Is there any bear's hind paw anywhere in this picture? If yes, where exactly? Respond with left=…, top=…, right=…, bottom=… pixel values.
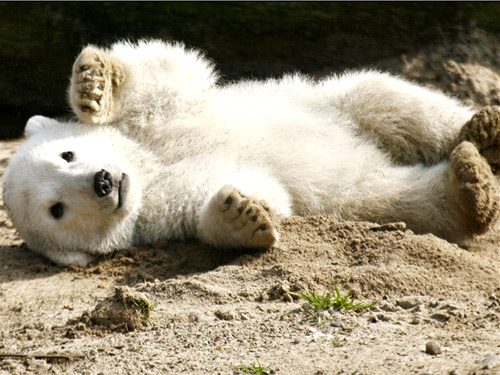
left=459, top=106, right=500, bottom=175
left=450, top=141, right=500, bottom=235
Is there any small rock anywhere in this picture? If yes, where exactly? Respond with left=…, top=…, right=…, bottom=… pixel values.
left=449, top=369, right=460, bottom=375
left=370, top=222, right=406, bottom=231
left=26, top=358, right=51, bottom=372
left=376, top=313, right=392, bottom=322
left=214, top=309, right=237, bottom=321
left=410, top=315, right=421, bottom=325
left=438, top=303, right=458, bottom=311
left=430, top=313, right=450, bottom=322
left=187, top=312, right=200, bottom=323
left=396, top=297, right=421, bottom=310
left=482, top=355, right=500, bottom=369
left=378, top=301, right=397, bottom=312
left=368, top=314, right=378, bottom=323
left=330, top=320, right=343, bottom=328
left=425, top=341, right=442, bottom=355
left=240, top=313, right=250, bottom=321
left=322, top=310, right=332, bottom=320
left=428, top=301, right=439, bottom=308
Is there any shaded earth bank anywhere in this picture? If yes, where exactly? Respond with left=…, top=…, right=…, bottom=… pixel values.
left=1, top=10, right=500, bottom=375
left=3, top=2, right=500, bottom=138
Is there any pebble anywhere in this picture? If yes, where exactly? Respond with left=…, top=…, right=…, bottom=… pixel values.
left=187, top=312, right=200, bottom=323
left=240, top=313, right=250, bottom=321
left=378, top=301, right=397, bottom=312
left=410, top=316, right=421, bottom=325
left=482, top=355, right=500, bottom=369
left=330, top=320, right=343, bottom=328
left=214, top=309, right=237, bottom=321
left=376, top=313, right=392, bottom=322
left=430, top=313, right=450, bottom=322
left=396, top=297, right=421, bottom=310
left=425, top=341, right=442, bottom=355
left=368, top=314, right=378, bottom=323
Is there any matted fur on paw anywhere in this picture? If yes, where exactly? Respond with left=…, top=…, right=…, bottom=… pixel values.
left=459, top=106, right=500, bottom=174
left=69, top=47, right=124, bottom=125
left=450, top=141, right=500, bottom=235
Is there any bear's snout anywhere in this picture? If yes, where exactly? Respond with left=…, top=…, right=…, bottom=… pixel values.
left=94, top=169, right=113, bottom=197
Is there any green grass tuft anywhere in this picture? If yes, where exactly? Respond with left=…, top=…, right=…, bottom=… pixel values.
left=132, top=298, right=155, bottom=321
left=287, top=283, right=376, bottom=323
left=236, top=358, right=276, bottom=375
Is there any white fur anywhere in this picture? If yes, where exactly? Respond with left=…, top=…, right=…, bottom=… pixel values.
left=3, top=40, right=495, bottom=266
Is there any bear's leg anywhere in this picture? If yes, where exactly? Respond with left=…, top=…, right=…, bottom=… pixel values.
left=197, top=185, right=281, bottom=249
left=331, top=72, right=474, bottom=165
left=458, top=106, right=500, bottom=175
left=367, top=141, right=499, bottom=243
left=448, top=141, right=500, bottom=237
left=69, top=47, right=124, bottom=125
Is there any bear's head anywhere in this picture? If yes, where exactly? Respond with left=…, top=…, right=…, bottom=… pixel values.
left=3, top=116, right=142, bottom=266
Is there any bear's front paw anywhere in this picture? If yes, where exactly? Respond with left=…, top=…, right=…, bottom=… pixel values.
left=69, top=47, right=124, bottom=125
left=459, top=106, right=500, bottom=174
left=43, top=248, right=96, bottom=267
left=218, top=185, right=279, bottom=248
left=200, top=185, right=279, bottom=249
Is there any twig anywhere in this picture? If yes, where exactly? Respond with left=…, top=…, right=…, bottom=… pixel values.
left=0, top=352, right=84, bottom=361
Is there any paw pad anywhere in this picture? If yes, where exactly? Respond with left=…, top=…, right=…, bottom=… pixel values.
left=216, top=185, right=279, bottom=248
left=450, top=141, right=500, bottom=235
left=69, top=47, right=124, bottom=125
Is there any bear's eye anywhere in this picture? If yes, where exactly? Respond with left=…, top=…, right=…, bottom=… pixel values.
left=50, top=203, right=64, bottom=220
left=60, top=151, right=74, bottom=162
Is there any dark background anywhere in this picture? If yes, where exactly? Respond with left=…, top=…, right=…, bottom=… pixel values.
left=2, top=2, right=500, bottom=139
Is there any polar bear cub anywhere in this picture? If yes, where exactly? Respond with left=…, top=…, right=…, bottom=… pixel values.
left=3, top=40, right=500, bottom=266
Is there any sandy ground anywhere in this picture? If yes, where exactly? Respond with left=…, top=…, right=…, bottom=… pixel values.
left=1, top=27, right=499, bottom=375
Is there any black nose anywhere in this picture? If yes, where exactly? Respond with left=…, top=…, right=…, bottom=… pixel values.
left=94, top=169, right=113, bottom=197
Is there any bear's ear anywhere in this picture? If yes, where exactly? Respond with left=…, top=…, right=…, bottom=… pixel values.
left=24, top=116, right=61, bottom=138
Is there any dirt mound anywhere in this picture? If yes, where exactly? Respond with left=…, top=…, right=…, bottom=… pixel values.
left=71, top=286, right=154, bottom=333
left=76, top=217, right=498, bottom=304
left=384, top=26, right=500, bottom=109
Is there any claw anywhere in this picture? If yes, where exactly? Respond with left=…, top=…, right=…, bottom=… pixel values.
left=88, top=101, right=100, bottom=111
left=91, top=88, right=103, bottom=97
